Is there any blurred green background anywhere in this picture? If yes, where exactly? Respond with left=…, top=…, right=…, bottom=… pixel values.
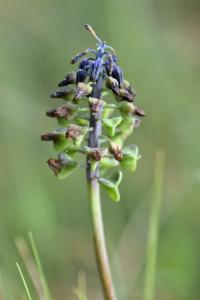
left=0, top=0, right=200, bottom=299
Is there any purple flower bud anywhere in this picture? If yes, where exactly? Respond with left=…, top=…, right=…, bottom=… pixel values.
left=90, top=58, right=103, bottom=81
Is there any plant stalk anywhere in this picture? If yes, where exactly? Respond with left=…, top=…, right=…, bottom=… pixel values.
left=87, top=76, right=117, bottom=300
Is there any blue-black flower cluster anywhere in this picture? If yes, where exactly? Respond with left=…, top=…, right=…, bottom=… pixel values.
left=56, top=34, right=136, bottom=103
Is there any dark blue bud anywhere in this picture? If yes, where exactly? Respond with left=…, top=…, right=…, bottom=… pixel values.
left=76, top=69, right=87, bottom=83
left=112, top=65, right=124, bottom=87
left=79, top=58, right=90, bottom=69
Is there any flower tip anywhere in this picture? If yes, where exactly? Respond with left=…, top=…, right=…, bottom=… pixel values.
left=50, top=91, right=58, bottom=98
left=84, top=24, right=102, bottom=44
left=135, top=107, right=146, bottom=117
left=50, top=90, right=66, bottom=99
left=41, top=133, right=52, bottom=141
left=84, top=24, right=90, bottom=30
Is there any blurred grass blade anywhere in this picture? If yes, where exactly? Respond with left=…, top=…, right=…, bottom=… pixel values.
left=144, top=150, right=165, bottom=300
left=73, top=271, right=88, bottom=300
left=15, top=237, right=46, bottom=300
left=28, top=232, right=52, bottom=300
left=16, top=262, right=33, bottom=300
left=0, top=272, right=12, bottom=300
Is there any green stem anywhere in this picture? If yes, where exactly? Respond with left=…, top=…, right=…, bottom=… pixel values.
left=87, top=76, right=117, bottom=300
left=88, top=179, right=117, bottom=300
left=144, top=150, right=165, bottom=300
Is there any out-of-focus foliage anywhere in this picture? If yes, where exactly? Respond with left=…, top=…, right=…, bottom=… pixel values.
left=0, top=0, right=200, bottom=299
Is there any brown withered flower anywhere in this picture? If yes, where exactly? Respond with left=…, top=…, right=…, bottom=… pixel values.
left=109, top=143, right=123, bottom=161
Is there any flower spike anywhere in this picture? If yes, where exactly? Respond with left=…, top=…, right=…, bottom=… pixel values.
left=41, top=25, right=145, bottom=300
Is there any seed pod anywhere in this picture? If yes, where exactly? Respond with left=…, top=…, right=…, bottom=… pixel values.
left=102, top=116, right=122, bottom=137
left=100, top=157, right=119, bottom=169
left=99, top=171, right=122, bottom=202
left=120, top=145, right=140, bottom=172
left=47, top=153, right=78, bottom=179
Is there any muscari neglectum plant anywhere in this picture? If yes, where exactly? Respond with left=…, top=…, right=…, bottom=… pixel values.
left=41, top=25, right=145, bottom=300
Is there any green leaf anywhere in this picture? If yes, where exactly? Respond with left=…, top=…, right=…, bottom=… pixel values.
left=99, top=171, right=122, bottom=202
left=102, top=116, right=122, bottom=137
